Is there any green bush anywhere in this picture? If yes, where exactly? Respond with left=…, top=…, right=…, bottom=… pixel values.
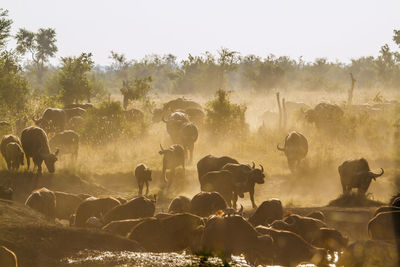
left=79, top=100, right=138, bottom=145
left=205, top=89, right=248, bottom=139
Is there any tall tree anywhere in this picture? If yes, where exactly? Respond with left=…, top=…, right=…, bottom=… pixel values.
left=58, top=53, right=94, bottom=105
left=15, top=28, right=57, bottom=82
left=0, top=51, right=29, bottom=117
left=0, top=9, right=12, bottom=49
left=120, top=76, right=152, bottom=109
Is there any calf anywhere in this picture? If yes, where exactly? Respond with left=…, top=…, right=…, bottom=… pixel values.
left=159, top=144, right=185, bottom=184
left=1, top=134, right=23, bottom=170
left=134, top=163, right=152, bottom=196
left=5, top=142, right=24, bottom=171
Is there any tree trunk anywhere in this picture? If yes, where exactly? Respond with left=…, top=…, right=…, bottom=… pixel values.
left=348, top=73, right=356, bottom=106
left=276, top=92, right=282, bottom=130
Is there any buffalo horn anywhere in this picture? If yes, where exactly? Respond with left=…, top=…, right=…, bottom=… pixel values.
left=277, top=144, right=285, bottom=151
left=369, top=168, right=384, bottom=180
left=252, top=162, right=255, bottom=169
left=259, top=164, right=264, bottom=172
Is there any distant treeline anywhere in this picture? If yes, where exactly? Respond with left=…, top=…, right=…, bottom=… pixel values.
left=0, top=7, right=400, bottom=119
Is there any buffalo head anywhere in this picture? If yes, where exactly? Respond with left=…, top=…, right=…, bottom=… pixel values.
left=41, top=148, right=59, bottom=173
left=248, top=162, right=265, bottom=184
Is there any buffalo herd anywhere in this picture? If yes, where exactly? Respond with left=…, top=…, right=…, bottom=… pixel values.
left=0, top=97, right=396, bottom=266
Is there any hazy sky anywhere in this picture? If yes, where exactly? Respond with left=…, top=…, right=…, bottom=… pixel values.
left=2, top=0, right=400, bottom=65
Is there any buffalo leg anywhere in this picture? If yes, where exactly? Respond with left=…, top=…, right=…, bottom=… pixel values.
left=160, top=166, right=167, bottom=183
left=249, top=187, right=257, bottom=208
left=26, top=155, right=30, bottom=170
left=232, top=192, right=238, bottom=209
left=189, top=143, right=194, bottom=164
left=6, top=160, right=11, bottom=171
left=145, top=180, right=149, bottom=196
left=138, top=182, right=143, bottom=196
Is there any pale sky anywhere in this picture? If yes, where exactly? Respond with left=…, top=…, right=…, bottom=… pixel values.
left=2, top=0, right=400, bottom=65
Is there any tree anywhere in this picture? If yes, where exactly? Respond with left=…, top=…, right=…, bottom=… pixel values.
left=120, top=76, right=152, bottom=109
left=0, top=51, right=29, bottom=117
left=58, top=53, right=94, bottom=105
left=15, top=28, right=57, bottom=81
left=241, top=55, right=284, bottom=92
left=205, top=89, right=248, bottom=139
left=0, top=9, right=12, bottom=49
left=109, top=51, right=131, bottom=80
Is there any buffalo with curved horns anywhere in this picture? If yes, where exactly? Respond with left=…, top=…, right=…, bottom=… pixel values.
left=338, top=158, right=384, bottom=195
left=32, top=108, right=67, bottom=133
left=277, top=131, right=308, bottom=172
left=21, top=126, right=59, bottom=174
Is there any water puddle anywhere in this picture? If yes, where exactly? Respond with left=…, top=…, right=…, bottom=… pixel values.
left=62, top=250, right=338, bottom=266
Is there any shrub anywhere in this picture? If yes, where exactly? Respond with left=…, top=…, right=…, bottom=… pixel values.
left=205, top=89, right=248, bottom=139
left=79, top=100, right=137, bottom=145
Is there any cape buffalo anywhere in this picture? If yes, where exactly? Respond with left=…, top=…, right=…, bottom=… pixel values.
left=190, top=191, right=227, bottom=217
left=305, top=102, right=344, bottom=131
left=306, top=210, right=326, bottom=222
left=222, top=163, right=265, bottom=208
left=159, top=144, right=185, bottom=184
left=135, top=163, right=152, bottom=196
left=0, top=186, right=13, bottom=200
left=272, top=214, right=326, bottom=243
left=163, top=97, right=202, bottom=112
left=64, top=103, right=94, bottom=109
left=163, top=112, right=198, bottom=163
left=311, top=227, right=348, bottom=252
left=197, top=154, right=239, bottom=180
left=338, top=158, right=384, bottom=195
left=248, top=198, right=283, bottom=226
left=25, top=187, right=56, bottom=220
left=103, top=218, right=154, bottom=236
left=4, top=142, right=24, bottom=171
left=201, top=215, right=274, bottom=265
left=1, top=135, right=24, bottom=171
left=128, top=213, right=204, bottom=252
left=33, top=108, right=67, bottom=133
left=21, top=126, right=59, bottom=174
left=256, top=226, right=327, bottom=266
left=277, top=131, right=308, bottom=172
left=49, top=130, right=79, bottom=161
left=54, top=191, right=85, bottom=220
left=63, top=107, right=86, bottom=120
left=73, top=197, right=121, bottom=227
left=68, top=116, right=84, bottom=131
left=168, top=196, right=191, bottom=214
left=1, top=135, right=21, bottom=163
left=199, top=170, right=235, bottom=207
left=0, top=246, right=17, bottom=267
left=373, top=206, right=400, bottom=217
left=368, top=211, right=400, bottom=240
left=124, top=108, right=144, bottom=123
left=103, top=196, right=155, bottom=225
